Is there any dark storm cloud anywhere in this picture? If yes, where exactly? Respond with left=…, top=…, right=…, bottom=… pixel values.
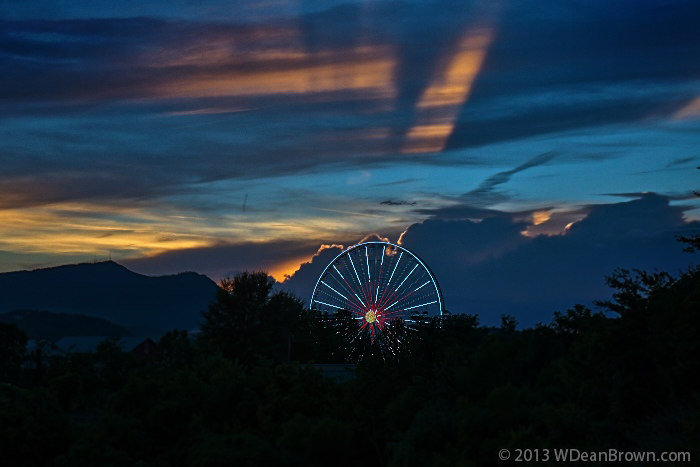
left=282, top=194, right=699, bottom=326
left=401, top=194, right=699, bottom=326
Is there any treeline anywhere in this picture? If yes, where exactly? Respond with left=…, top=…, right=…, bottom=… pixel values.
left=1, top=261, right=698, bottom=466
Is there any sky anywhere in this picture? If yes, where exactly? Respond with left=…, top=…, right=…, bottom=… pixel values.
left=1, top=0, right=699, bottom=324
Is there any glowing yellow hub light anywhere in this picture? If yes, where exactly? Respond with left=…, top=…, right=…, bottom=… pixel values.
left=365, top=310, right=377, bottom=323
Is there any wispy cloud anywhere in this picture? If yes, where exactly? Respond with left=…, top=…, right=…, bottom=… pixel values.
left=454, top=151, right=557, bottom=206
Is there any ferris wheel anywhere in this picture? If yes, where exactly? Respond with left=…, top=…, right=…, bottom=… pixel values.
left=310, top=241, right=443, bottom=339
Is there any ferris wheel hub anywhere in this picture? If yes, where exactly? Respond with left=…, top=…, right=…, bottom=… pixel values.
left=365, top=309, right=377, bottom=323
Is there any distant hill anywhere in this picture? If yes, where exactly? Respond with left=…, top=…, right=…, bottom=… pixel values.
left=0, top=309, right=131, bottom=342
left=0, top=261, right=218, bottom=334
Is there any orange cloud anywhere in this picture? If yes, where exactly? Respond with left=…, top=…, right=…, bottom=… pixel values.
left=358, top=233, right=390, bottom=243
left=416, top=33, right=493, bottom=110
left=314, top=243, right=345, bottom=256
left=267, top=242, right=348, bottom=282
left=402, top=28, right=494, bottom=154
left=532, top=210, right=552, bottom=226
left=153, top=45, right=397, bottom=99
left=267, top=255, right=310, bottom=282
left=0, top=203, right=210, bottom=257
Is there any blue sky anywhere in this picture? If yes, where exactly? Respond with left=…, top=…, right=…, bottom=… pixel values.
left=1, top=0, right=699, bottom=321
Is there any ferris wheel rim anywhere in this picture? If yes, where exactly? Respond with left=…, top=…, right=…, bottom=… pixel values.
left=310, top=240, right=444, bottom=316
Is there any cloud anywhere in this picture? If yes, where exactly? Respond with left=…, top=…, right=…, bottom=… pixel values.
left=279, top=245, right=345, bottom=303
left=402, top=194, right=698, bottom=325
left=283, top=194, right=699, bottom=326
left=397, top=216, right=529, bottom=266
left=278, top=233, right=392, bottom=300
left=461, top=151, right=556, bottom=204
left=1, top=1, right=699, bottom=213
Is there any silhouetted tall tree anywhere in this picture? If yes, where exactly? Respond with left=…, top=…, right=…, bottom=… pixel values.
left=199, top=271, right=303, bottom=362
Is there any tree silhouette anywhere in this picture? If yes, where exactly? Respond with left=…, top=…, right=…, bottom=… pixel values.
left=596, top=268, right=675, bottom=316
left=677, top=233, right=700, bottom=253
left=199, top=271, right=303, bottom=362
left=0, top=323, right=27, bottom=383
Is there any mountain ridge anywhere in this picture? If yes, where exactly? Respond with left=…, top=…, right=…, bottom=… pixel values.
left=0, top=261, right=219, bottom=334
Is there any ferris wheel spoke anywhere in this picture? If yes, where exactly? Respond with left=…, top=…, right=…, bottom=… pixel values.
left=332, top=265, right=346, bottom=280
left=361, top=251, right=375, bottom=306
left=317, top=271, right=367, bottom=314
left=385, top=297, right=400, bottom=311
left=395, top=264, right=418, bottom=291
left=343, top=256, right=365, bottom=308
left=379, top=267, right=416, bottom=309
left=346, top=252, right=363, bottom=289
left=348, top=250, right=372, bottom=305
left=313, top=299, right=346, bottom=310
left=386, top=252, right=402, bottom=287
left=374, top=269, right=381, bottom=304
left=320, top=280, right=348, bottom=301
left=334, top=273, right=367, bottom=312
left=373, top=247, right=386, bottom=305
left=329, top=272, right=367, bottom=312
left=377, top=251, right=402, bottom=308
left=376, top=286, right=397, bottom=311
left=378, top=283, right=403, bottom=311
left=381, top=282, right=421, bottom=313
left=402, top=300, right=438, bottom=311
left=365, top=246, right=371, bottom=281
left=388, top=278, right=430, bottom=311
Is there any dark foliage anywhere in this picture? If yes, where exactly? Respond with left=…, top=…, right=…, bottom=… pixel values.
left=0, top=310, right=131, bottom=342
left=1, top=259, right=698, bottom=466
left=198, top=272, right=303, bottom=362
left=677, top=233, right=700, bottom=253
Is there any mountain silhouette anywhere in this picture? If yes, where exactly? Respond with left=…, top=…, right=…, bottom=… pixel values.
left=0, top=261, right=218, bottom=335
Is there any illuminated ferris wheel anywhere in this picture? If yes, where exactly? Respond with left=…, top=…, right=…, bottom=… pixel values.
left=310, top=241, right=443, bottom=339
